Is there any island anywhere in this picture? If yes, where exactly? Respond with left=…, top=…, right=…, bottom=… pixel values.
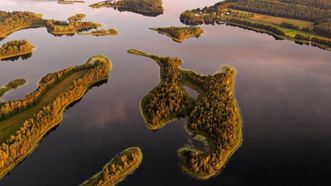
left=0, top=40, right=34, bottom=61
left=180, top=0, right=331, bottom=51
left=0, top=79, right=26, bottom=98
left=58, top=0, right=85, bottom=4
left=90, top=0, right=164, bottom=17
left=127, top=49, right=195, bottom=131
left=80, top=147, right=143, bottom=186
left=128, top=49, right=242, bottom=179
left=79, top=28, right=119, bottom=36
left=0, top=11, right=44, bottom=40
left=149, top=27, right=204, bottom=43
left=0, top=11, right=103, bottom=39
left=45, top=14, right=102, bottom=36
left=0, top=55, right=112, bottom=179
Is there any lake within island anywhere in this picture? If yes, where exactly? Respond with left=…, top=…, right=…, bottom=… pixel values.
left=128, top=49, right=242, bottom=180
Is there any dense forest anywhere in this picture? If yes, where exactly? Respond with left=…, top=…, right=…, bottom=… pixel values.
left=90, top=0, right=164, bottom=17
left=150, top=27, right=204, bottom=43
left=0, top=11, right=103, bottom=39
left=0, top=11, right=43, bottom=39
left=45, top=14, right=101, bottom=35
left=179, top=66, right=242, bottom=179
left=0, top=40, right=34, bottom=60
left=279, top=0, right=331, bottom=9
left=229, top=0, right=331, bottom=22
left=81, top=147, right=143, bottom=186
left=128, top=49, right=194, bottom=130
left=314, top=22, right=331, bottom=37
left=0, top=56, right=111, bottom=178
left=180, top=0, right=331, bottom=51
left=129, top=49, right=242, bottom=179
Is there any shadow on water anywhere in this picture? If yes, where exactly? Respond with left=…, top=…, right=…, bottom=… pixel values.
left=1, top=53, right=33, bottom=62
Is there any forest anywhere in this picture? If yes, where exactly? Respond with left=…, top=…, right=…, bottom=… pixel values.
left=128, top=49, right=242, bottom=179
left=149, top=26, right=204, bottom=43
left=0, top=11, right=44, bottom=39
left=279, top=0, right=331, bottom=9
left=0, top=56, right=112, bottom=178
left=0, top=11, right=103, bottom=39
left=45, top=14, right=102, bottom=35
left=0, top=40, right=34, bottom=60
left=128, top=49, right=194, bottom=130
left=79, top=28, right=118, bottom=36
left=81, top=147, right=143, bottom=186
left=180, top=0, right=331, bottom=51
left=229, top=0, right=331, bottom=22
left=90, top=0, right=164, bottom=17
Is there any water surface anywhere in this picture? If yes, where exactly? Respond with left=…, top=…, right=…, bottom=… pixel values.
left=0, top=0, right=331, bottom=185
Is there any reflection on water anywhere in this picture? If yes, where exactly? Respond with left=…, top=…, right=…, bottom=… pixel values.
left=90, top=0, right=164, bottom=17
left=0, top=0, right=330, bottom=185
left=1, top=53, right=33, bottom=62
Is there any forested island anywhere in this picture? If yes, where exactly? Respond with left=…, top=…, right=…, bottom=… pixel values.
left=0, top=79, right=26, bottom=98
left=0, top=11, right=44, bottom=40
left=0, top=55, right=112, bottom=179
left=45, top=14, right=101, bottom=36
left=0, top=40, right=34, bottom=61
left=81, top=147, right=143, bottom=186
left=128, top=49, right=242, bottom=179
left=90, top=0, right=164, bottom=17
left=180, top=0, right=331, bottom=51
left=149, top=27, right=204, bottom=43
left=58, top=0, right=85, bottom=4
left=79, top=28, right=118, bottom=36
left=0, top=11, right=102, bottom=39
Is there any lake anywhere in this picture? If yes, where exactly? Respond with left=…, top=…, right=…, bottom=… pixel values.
left=1, top=0, right=331, bottom=185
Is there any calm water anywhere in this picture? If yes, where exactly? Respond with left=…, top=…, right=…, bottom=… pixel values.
left=1, top=0, right=331, bottom=185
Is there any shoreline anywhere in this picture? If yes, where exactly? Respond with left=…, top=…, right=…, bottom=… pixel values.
left=0, top=56, right=112, bottom=179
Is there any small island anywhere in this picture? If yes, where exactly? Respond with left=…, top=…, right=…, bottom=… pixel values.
left=45, top=14, right=102, bottom=36
left=0, top=40, right=34, bottom=61
left=58, top=0, right=85, bottom=4
left=90, top=0, right=164, bottom=17
left=0, top=55, right=112, bottom=179
left=80, top=147, right=143, bottom=186
left=149, top=27, right=204, bottom=43
left=0, top=11, right=103, bottom=39
left=128, top=49, right=242, bottom=179
left=79, top=28, right=118, bottom=36
left=0, top=79, right=26, bottom=98
left=180, top=0, right=331, bottom=51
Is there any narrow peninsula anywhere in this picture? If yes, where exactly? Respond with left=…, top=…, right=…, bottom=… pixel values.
left=80, top=147, right=143, bottom=186
left=128, top=49, right=242, bottom=180
left=0, top=55, right=112, bottom=179
left=0, top=79, right=26, bottom=98
left=180, top=0, right=331, bottom=51
left=0, top=40, right=34, bottom=61
left=149, top=27, right=204, bottom=43
left=90, top=0, right=164, bottom=17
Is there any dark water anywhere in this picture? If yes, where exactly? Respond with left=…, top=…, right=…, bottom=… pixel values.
left=1, top=0, right=331, bottom=185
